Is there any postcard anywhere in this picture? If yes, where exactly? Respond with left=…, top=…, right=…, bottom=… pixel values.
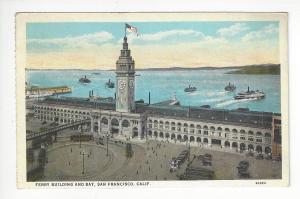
left=16, top=12, right=289, bottom=188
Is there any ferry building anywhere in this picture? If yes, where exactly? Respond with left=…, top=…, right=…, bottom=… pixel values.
left=32, top=36, right=281, bottom=156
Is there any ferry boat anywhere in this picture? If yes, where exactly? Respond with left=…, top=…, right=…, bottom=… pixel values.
left=224, top=82, right=236, bottom=92
left=79, top=75, right=91, bottom=83
left=234, top=86, right=265, bottom=100
left=184, top=85, right=197, bottom=93
left=105, top=79, right=115, bottom=88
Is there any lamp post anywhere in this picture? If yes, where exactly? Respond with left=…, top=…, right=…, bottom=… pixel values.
left=106, top=133, right=109, bottom=157
left=80, top=124, right=82, bottom=148
left=81, top=151, right=85, bottom=174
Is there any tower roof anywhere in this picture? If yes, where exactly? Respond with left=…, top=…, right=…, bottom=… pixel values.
left=116, top=36, right=135, bottom=73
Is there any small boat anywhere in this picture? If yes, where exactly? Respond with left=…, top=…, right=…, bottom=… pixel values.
left=234, top=86, right=265, bottom=100
left=184, top=85, right=197, bottom=92
left=105, top=79, right=115, bottom=88
left=169, top=93, right=180, bottom=105
left=92, top=72, right=101, bottom=75
left=225, top=82, right=236, bottom=91
left=79, top=75, right=91, bottom=83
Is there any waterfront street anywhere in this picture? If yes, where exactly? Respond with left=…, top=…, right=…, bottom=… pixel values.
left=37, top=135, right=281, bottom=181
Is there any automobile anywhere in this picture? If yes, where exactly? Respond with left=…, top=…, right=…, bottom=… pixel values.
left=255, top=154, right=264, bottom=160
left=169, top=158, right=179, bottom=172
left=265, top=154, right=272, bottom=160
left=96, top=140, right=104, bottom=145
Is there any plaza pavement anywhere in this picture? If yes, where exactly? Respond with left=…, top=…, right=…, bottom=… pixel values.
left=39, top=135, right=282, bottom=181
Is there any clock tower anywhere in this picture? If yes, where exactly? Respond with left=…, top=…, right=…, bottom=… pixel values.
left=115, top=36, right=135, bottom=113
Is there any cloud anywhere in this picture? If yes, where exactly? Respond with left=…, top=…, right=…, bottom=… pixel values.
left=26, top=26, right=278, bottom=69
left=124, top=29, right=205, bottom=44
left=27, top=32, right=114, bottom=51
left=200, top=36, right=228, bottom=45
left=217, top=23, right=249, bottom=37
left=241, top=24, right=278, bottom=42
left=27, top=37, right=278, bottom=70
left=138, top=29, right=204, bottom=41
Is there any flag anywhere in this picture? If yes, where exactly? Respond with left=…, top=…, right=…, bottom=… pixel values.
left=125, top=23, right=138, bottom=36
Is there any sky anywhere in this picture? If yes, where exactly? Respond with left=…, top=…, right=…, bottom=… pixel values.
left=26, top=21, right=279, bottom=70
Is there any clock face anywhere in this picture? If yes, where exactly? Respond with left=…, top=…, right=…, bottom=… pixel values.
left=119, top=80, right=126, bottom=90
left=129, top=79, right=134, bottom=88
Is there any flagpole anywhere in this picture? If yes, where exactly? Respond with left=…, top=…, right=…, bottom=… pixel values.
left=124, top=23, right=126, bottom=37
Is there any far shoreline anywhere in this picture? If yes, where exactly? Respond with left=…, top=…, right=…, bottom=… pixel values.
left=25, top=63, right=280, bottom=74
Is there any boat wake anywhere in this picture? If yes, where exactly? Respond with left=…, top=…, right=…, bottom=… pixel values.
left=215, top=98, right=255, bottom=108
left=202, top=97, right=231, bottom=103
left=206, top=91, right=227, bottom=97
left=187, top=91, right=201, bottom=96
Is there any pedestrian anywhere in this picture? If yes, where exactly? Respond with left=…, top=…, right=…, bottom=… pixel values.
left=137, top=170, right=138, bottom=175
left=71, top=148, right=72, bottom=153
left=156, top=175, right=157, bottom=180
left=69, top=161, right=70, bottom=166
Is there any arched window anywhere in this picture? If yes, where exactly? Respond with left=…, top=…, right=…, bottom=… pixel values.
left=122, top=119, right=130, bottom=127
left=111, top=118, right=119, bottom=126
left=101, top=117, right=108, bottom=125
left=264, top=132, right=271, bottom=137
left=256, top=131, right=262, bottom=136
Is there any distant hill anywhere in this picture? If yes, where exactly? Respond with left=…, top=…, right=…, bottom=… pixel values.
left=26, top=64, right=280, bottom=73
left=135, top=64, right=280, bottom=73
left=135, top=66, right=242, bottom=71
left=226, top=64, right=280, bottom=75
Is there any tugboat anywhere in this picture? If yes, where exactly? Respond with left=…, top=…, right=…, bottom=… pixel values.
left=224, top=82, right=236, bottom=92
left=105, top=79, right=115, bottom=88
left=79, top=75, right=91, bottom=84
left=234, top=86, right=265, bottom=100
left=169, top=93, right=180, bottom=105
left=184, top=85, right=197, bottom=93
